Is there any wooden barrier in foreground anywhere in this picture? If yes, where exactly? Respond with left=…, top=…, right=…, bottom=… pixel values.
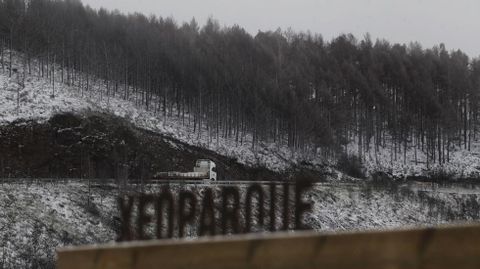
left=57, top=223, right=480, bottom=269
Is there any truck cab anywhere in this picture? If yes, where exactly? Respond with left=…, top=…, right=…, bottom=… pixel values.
left=194, top=159, right=217, bottom=181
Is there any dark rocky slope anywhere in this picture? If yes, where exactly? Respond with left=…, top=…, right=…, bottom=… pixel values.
left=0, top=112, right=326, bottom=181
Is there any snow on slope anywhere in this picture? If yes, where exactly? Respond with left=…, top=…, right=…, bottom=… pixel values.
left=0, top=52, right=320, bottom=172
left=0, top=72, right=91, bottom=122
left=2, top=51, right=480, bottom=177
left=1, top=180, right=480, bottom=267
left=0, top=181, right=117, bottom=268
left=346, top=137, right=480, bottom=179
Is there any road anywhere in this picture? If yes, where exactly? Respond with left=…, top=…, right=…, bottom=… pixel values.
left=1, top=178, right=480, bottom=194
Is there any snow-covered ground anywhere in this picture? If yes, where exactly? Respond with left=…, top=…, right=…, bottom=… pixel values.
left=0, top=180, right=117, bottom=268
left=347, top=137, right=480, bottom=179
left=0, top=180, right=479, bottom=268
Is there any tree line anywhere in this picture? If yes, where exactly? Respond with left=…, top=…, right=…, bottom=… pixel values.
left=1, top=0, right=479, bottom=166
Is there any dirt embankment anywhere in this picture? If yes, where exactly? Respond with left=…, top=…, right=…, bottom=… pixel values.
left=0, top=112, right=294, bottom=181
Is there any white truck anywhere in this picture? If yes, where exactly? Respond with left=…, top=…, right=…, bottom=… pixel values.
left=154, top=159, right=217, bottom=181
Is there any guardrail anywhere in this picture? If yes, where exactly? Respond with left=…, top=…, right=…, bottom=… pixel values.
left=57, top=223, right=480, bottom=269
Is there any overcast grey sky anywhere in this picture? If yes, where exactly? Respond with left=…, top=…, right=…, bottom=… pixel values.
left=81, top=0, right=480, bottom=57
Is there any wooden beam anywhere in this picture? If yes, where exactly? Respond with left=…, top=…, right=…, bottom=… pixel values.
left=57, top=223, right=480, bottom=269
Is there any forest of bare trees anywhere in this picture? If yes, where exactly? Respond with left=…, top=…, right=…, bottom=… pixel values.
left=1, top=0, right=480, bottom=166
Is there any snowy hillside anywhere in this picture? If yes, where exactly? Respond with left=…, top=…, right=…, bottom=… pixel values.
left=0, top=181, right=117, bottom=268
left=0, top=52, right=323, bottom=172
left=1, top=180, right=480, bottom=267
left=347, top=137, right=480, bottom=179
left=2, top=51, right=480, bottom=178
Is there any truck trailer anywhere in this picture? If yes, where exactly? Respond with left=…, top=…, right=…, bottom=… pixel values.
left=154, top=159, right=217, bottom=181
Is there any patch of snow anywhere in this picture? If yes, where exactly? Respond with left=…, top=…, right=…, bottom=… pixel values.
left=346, top=136, right=480, bottom=179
